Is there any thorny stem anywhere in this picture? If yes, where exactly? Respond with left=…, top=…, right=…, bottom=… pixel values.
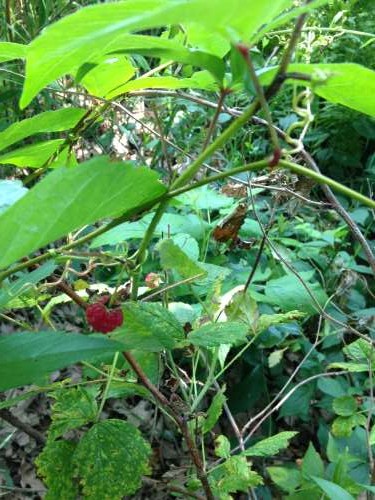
left=122, top=352, right=214, bottom=500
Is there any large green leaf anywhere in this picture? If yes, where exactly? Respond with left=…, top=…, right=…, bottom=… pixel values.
left=311, top=477, right=356, bottom=500
left=0, top=41, right=27, bottom=63
left=112, top=302, right=184, bottom=351
left=259, top=63, right=375, bottom=117
left=90, top=211, right=208, bottom=247
left=73, top=419, right=151, bottom=498
left=264, top=273, right=328, bottom=315
left=0, top=332, right=125, bottom=391
left=80, top=56, right=135, bottom=98
left=158, top=238, right=206, bottom=280
left=36, top=440, right=79, bottom=500
left=21, top=0, right=299, bottom=107
left=0, top=139, right=66, bottom=168
left=0, top=156, right=166, bottom=270
left=108, top=33, right=225, bottom=82
left=188, top=321, right=249, bottom=347
left=0, top=108, right=86, bottom=153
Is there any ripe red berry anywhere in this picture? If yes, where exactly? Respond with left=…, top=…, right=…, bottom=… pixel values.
left=86, top=302, right=123, bottom=333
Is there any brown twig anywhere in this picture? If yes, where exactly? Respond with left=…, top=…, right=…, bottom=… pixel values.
left=122, top=352, right=214, bottom=500
left=0, top=408, right=46, bottom=444
left=53, top=279, right=88, bottom=310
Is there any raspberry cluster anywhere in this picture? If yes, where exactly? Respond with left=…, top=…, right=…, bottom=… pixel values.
left=86, top=302, right=123, bottom=333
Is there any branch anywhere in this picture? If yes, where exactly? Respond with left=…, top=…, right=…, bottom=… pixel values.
left=122, top=352, right=214, bottom=500
left=0, top=408, right=46, bottom=444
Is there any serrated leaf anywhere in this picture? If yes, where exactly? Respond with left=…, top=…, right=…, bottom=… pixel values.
left=257, top=310, right=306, bottom=333
left=215, top=435, right=231, bottom=459
left=0, top=156, right=166, bottom=270
left=0, top=41, right=26, bottom=62
left=0, top=108, right=86, bottom=153
left=177, top=185, right=234, bottom=209
left=202, top=390, right=226, bottom=434
left=259, top=63, right=375, bottom=117
left=343, top=339, right=374, bottom=361
left=73, top=419, right=151, bottom=499
left=112, top=301, right=184, bottom=351
left=243, top=431, right=298, bottom=457
left=48, top=387, right=98, bottom=440
left=311, top=476, right=355, bottom=500
left=188, top=321, right=248, bottom=348
left=158, top=238, right=206, bottom=280
left=332, top=396, right=357, bottom=417
left=214, top=455, right=263, bottom=494
left=36, top=440, right=78, bottom=500
left=0, top=332, right=125, bottom=391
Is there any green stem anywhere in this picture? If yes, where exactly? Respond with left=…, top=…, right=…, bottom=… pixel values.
left=168, top=159, right=375, bottom=209
left=191, top=348, right=219, bottom=412
left=171, top=99, right=260, bottom=189
left=96, top=352, right=119, bottom=421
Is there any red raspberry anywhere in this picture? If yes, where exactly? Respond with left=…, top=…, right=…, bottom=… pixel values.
left=86, top=303, right=123, bottom=333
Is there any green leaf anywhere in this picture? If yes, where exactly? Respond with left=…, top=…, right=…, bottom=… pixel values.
left=327, top=362, right=368, bottom=372
left=72, top=419, right=151, bottom=499
left=20, top=0, right=300, bottom=107
left=188, top=321, right=248, bottom=348
left=213, top=456, right=263, bottom=495
left=0, top=139, right=66, bottom=168
left=343, top=338, right=374, bottom=361
left=0, top=108, right=86, bottom=153
left=332, top=414, right=367, bottom=438
left=243, top=431, right=298, bottom=457
left=119, top=71, right=217, bottom=93
left=0, top=260, right=57, bottom=310
left=80, top=56, right=135, bottom=98
left=108, top=33, right=225, bottom=82
left=215, top=435, right=231, bottom=459
left=177, top=185, right=234, bottom=210
left=301, top=443, right=324, bottom=479
left=369, top=424, right=375, bottom=446
left=267, top=466, right=301, bottom=494
left=311, top=476, right=355, bottom=500
left=48, top=387, right=98, bottom=440
left=0, top=41, right=27, bottom=63
left=264, top=273, right=328, bottom=315
left=0, top=156, right=166, bottom=270
left=332, top=396, right=357, bottom=417
left=202, top=390, right=226, bottom=434
left=0, top=180, right=28, bottom=214
left=112, top=301, right=184, bottom=351
left=0, top=332, right=125, bottom=391
left=91, top=211, right=208, bottom=247
left=36, top=440, right=79, bottom=500
left=158, top=238, right=206, bottom=280
left=259, top=63, right=375, bottom=117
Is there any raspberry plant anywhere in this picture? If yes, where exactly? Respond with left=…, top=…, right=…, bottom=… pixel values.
left=0, top=1, right=374, bottom=499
